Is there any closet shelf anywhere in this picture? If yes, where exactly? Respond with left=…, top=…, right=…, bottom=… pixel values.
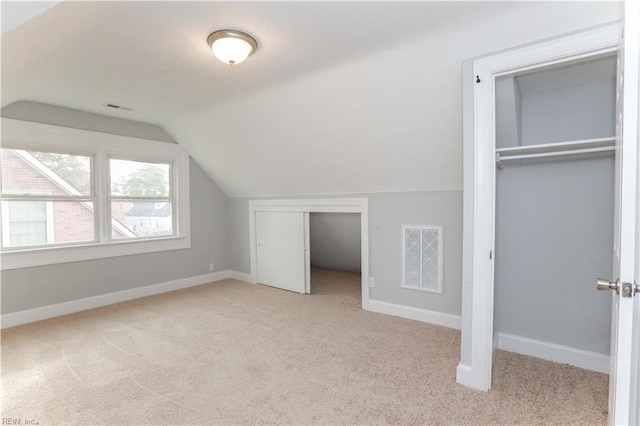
left=496, top=136, right=615, bottom=168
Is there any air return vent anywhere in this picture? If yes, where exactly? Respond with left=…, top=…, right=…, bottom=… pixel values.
left=102, top=102, right=134, bottom=111
left=401, top=225, right=443, bottom=294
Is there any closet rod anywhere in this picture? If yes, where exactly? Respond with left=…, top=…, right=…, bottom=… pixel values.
left=497, top=136, right=613, bottom=153
left=496, top=146, right=614, bottom=168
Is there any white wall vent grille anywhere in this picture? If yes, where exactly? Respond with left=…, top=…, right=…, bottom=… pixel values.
left=402, top=225, right=443, bottom=294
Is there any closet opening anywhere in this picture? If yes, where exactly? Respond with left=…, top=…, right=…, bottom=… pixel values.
left=308, top=213, right=362, bottom=306
left=492, top=54, right=616, bottom=392
left=460, top=21, right=639, bottom=422
left=249, top=198, right=370, bottom=309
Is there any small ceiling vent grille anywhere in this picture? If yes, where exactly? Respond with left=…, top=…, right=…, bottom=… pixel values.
left=102, top=102, right=134, bottom=111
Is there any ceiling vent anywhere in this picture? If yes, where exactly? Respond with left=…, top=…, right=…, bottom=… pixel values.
left=102, top=102, right=134, bottom=111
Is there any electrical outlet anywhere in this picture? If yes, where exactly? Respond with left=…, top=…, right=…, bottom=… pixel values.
left=369, top=277, right=375, bottom=288
left=209, top=263, right=215, bottom=272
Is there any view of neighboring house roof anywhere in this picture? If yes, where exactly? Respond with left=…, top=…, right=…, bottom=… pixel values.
left=125, top=202, right=170, bottom=218
left=7, top=149, right=135, bottom=237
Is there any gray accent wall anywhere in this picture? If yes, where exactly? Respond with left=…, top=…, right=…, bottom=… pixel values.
left=310, top=213, right=361, bottom=273
left=495, top=157, right=614, bottom=354
left=493, top=60, right=616, bottom=354
left=520, top=77, right=615, bottom=145
left=495, top=77, right=522, bottom=149
left=2, top=101, right=177, bottom=143
left=228, top=191, right=463, bottom=316
left=1, top=102, right=229, bottom=314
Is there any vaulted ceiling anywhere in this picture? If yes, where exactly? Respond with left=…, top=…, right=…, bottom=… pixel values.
left=1, top=1, right=621, bottom=197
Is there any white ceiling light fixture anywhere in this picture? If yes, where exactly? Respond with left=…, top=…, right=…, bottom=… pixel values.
left=207, top=29, right=258, bottom=66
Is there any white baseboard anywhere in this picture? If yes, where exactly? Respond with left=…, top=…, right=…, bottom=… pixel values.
left=1, top=270, right=232, bottom=329
left=229, top=271, right=254, bottom=283
left=495, top=332, right=609, bottom=374
left=366, top=299, right=461, bottom=330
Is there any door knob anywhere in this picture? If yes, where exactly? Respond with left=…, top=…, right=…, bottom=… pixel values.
left=597, top=278, right=619, bottom=293
left=597, top=278, right=640, bottom=297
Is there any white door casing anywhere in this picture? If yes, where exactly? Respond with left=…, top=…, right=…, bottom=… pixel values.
left=256, top=211, right=306, bottom=294
left=458, top=24, right=620, bottom=392
left=608, top=2, right=639, bottom=424
left=304, top=212, right=311, bottom=294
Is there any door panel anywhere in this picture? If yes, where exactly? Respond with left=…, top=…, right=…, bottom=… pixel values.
left=256, top=211, right=306, bottom=294
left=607, top=2, right=639, bottom=424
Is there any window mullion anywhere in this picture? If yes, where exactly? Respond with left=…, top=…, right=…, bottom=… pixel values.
left=95, top=149, right=109, bottom=243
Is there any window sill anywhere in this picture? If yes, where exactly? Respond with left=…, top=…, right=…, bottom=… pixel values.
left=0, top=236, right=191, bottom=270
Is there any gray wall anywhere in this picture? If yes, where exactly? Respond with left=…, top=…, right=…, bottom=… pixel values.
left=310, top=213, right=361, bottom=273
left=2, top=101, right=176, bottom=143
left=495, top=77, right=522, bottom=149
left=520, top=78, right=615, bottom=145
left=494, top=65, right=615, bottom=354
left=1, top=102, right=230, bottom=314
left=495, top=157, right=613, bottom=353
left=228, top=191, right=463, bottom=316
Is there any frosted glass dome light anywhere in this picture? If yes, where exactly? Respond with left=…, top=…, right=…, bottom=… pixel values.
left=207, top=30, right=258, bottom=65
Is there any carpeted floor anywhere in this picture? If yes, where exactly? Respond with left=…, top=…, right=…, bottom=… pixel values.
left=1, top=268, right=608, bottom=425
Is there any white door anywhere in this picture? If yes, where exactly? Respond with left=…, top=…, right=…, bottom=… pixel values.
left=256, top=211, right=306, bottom=294
left=603, top=3, right=639, bottom=424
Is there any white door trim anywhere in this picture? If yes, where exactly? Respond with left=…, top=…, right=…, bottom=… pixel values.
left=249, top=198, right=370, bottom=309
left=459, top=23, right=620, bottom=392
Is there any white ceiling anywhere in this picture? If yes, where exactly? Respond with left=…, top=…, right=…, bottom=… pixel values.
left=1, top=1, right=61, bottom=34
left=1, top=1, right=622, bottom=197
left=2, top=1, right=524, bottom=124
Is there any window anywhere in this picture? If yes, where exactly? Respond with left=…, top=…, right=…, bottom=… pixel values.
left=1, top=118, right=190, bottom=270
left=401, top=225, right=443, bottom=294
left=1, top=148, right=94, bottom=248
left=109, top=159, right=172, bottom=239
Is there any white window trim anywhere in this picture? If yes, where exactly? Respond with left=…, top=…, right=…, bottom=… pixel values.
left=0, top=118, right=191, bottom=270
left=401, top=225, right=444, bottom=294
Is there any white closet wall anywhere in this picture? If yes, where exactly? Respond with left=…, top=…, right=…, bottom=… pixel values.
left=494, top=57, right=615, bottom=356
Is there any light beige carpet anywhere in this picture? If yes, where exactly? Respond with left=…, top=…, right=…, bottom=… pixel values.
left=2, top=268, right=608, bottom=425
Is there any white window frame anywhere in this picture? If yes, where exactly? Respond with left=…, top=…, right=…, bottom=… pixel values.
left=401, top=225, right=444, bottom=294
left=0, top=118, right=191, bottom=270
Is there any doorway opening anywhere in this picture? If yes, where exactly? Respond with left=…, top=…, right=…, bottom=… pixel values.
left=493, top=55, right=616, bottom=373
left=457, top=23, right=621, bottom=393
left=308, top=212, right=362, bottom=307
left=458, top=19, right=640, bottom=422
left=492, top=55, right=616, bottom=383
